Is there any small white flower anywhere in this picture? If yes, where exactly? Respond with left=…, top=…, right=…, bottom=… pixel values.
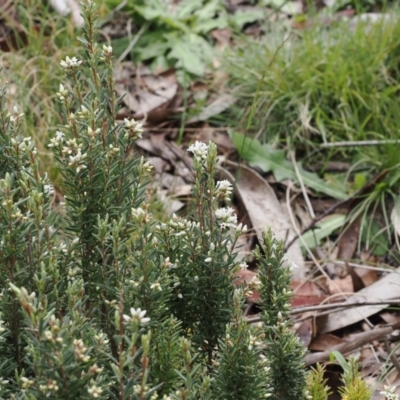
left=215, top=207, right=236, bottom=221
left=68, top=149, right=87, bottom=165
left=55, top=130, right=65, bottom=141
left=187, top=141, right=208, bottom=159
left=235, top=223, right=248, bottom=234
left=57, top=83, right=68, bottom=100
left=102, top=44, right=113, bottom=57
left=129, top=307, right=151, bottom=325
left=76, top=164, right=87, bottom=173
left=239, top=262, right=248, bottom=270
left=215, top=207, right=238, bottom=229
left=204, top=257, right=212, bottom=263
left=216, top=180, right=231, bottom=191
left=21, top=377, right=35, bottom=389
left=290, top=262, right=299, bottom=271
left=381, top=386, right=399, bottom=400
left=44, top=184, right=54, bottom=197
left=215, top=179, right=233, bottom=199
left=88, top=384, right=103, bottom=398
left=150, top=282, right=162, bottom=291
left=124, top=118, right=144, bottom=138
left=0, top=378, right=9, bottom=386
left=60, top=56, right=82, bottom=69
left=177, top=293, right=183, bottom=299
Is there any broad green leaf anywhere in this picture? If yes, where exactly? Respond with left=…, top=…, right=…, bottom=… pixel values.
left=159, top=16, right=190, bottom=32
left=231, top=131, right=347, bottom=199
left=193, top=0, right=222, bottom=20
left=176, top=0, right=203, bottom=19
left=167, top=40, right=205, bottom=76
left=166, top=33, right=213, bottom=76
left=194, top=17, right=228, bottom=34
left=230, top=9, right=264, bottom=29
left=300, top=214, right=346, bottom=250
left=260, top=0, right=302, bottom=14
left=134, top=4, right=166, bottom=20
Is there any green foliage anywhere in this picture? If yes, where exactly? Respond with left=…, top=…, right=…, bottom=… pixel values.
left=108, top=0, right=261, bottom=79
left=257, top=230, right=308, bottom=400
left=0, top=2, right=266, bottom=397
left=338, top=357, right=372, bottom=400
left=227, top=14, right=400, bottom=254
left=306, top=364, right=332, bottom=400
left=228, top=14, right=400, bottom=146
left=227, top=14, right=400, bottom=176
left=212, top=289, right=271, bottom=399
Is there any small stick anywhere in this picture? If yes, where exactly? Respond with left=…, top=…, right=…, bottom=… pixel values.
left=321, top=140, right=400, bottom=148
left=291, top=299, right=400, bottom=314
left=246, top=299, right=400, bottom=324
left=305, top=326, right=393, bottom=366
left=290, top=151, right=315, bottom=219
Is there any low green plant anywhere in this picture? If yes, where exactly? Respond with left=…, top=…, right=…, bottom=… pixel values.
left=107, top=0, right=261, bottom=80
left=226, top=13, right=400, bottom=261
left=227, top=14, right=400, bottom=150
left=256, top=230, right=308, bottom=400
left=0, top=0, right=83, bottom=179
left=306, top=364, right=332, bottom=400
left=338, top=357, right=372, bottom=400
left=0, top=2, right=287, bottom=398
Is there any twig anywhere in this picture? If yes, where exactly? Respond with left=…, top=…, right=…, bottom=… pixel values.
left=290, top=151, right=315, bottom=219
left=321, top=140, right=400, bottom=148
left=334, top=260, right=398, bottom=274
left=117, top=22, right=148, bottom=63
left=305, top=326, right=393, bottom=366
left=149, top=127, right=230, bottom=132
left=246, top=299, right=400, bottom=324
left=292, top=300, right=400, bottom=314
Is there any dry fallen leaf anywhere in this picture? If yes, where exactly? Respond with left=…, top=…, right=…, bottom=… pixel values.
left=187, top=93, right=236, bottom=124
left=219, top=161, right=306, bottom=279
left=321, top=267, right=400, bottom=333
left=309, top=333, right=344, bottom=352
left=115, top=63, right=178, bottom=121
left=291, top=280, right=327, bottom=307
